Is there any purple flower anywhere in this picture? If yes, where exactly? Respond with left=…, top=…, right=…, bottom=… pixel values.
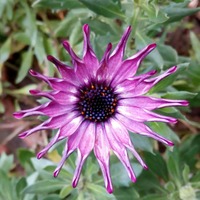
left=14, top=24, right=188, bottom=193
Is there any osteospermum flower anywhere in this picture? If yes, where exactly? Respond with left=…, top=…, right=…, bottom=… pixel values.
left=14, top=24, right=188, bottom=193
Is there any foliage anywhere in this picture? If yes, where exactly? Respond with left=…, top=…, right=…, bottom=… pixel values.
left=0, top=0, right=200, bottom=199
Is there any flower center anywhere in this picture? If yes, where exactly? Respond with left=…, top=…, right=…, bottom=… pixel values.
left=78, top=82, right=118, bottom=122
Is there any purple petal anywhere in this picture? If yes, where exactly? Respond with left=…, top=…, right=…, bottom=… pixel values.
left=72, top=122, right=96, bottom=187
left=111, top=43, right=156, bottom=86
left=94, top=124, right=113, bottom=193
left=108, top=118, right=147, bottom=169
left=13, top=101, right=74, bottom=118
left=63, top=41, right=91, bottom=84
left=19, top=112, right=79, bottom=138
left=59, top=115, right=84, bottom=138
left=116, top=113, right=174, bottom=146
left=119, top=96, right=189, bottom=110
left=47, top=55, right=80, bottom=85
left=105, top=123, right=136, bottom=182
left=96, top=43, right=112, bottom=81
left=29, top=90, right=78, bottom=105
left=115, top=69, right=157, bottom=94
left=82, top=24, right=99, bottom=76
left=107, top=27, right=132, bottom=80
left=53, top=121, right=89, bottom=177
left=37, top=129, right=63, bottom=159
left=29, top=70, right=77, bottom=93
left=118, top=66, right=177, bottom=98
left=117, top=106, right=177, bottom=124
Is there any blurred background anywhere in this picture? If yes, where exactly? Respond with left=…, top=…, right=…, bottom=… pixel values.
left=0, top=0, right=200, bottom=199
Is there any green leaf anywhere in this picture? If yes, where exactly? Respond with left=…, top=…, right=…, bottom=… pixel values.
left=0, top=37, right=11, bottom=64
left=141, top=2, right=168, bottom=24
left=110, top=162, right=142, bottom=187
left=130, top=132, right=154, bottom=154
left=0, top=101, right=5, bottom=113
left=142, top=194, right=168, bottom=200
left=43, top=195, right=61, bottom=200
left=144, top=152, right=169, bottom=181
left=0, top=170, right=16, bottom=200
left=161, top=91, right=197, bottom=100
left=83, top=19, right=116, bottom=36
left=21, top=1, right=37, bottom=47
left=162, top=4, right=200, bottom=23
left=147, top=122, right=180, bottom=144
left=32, top=0, right=83, bottom=10
left=87, top=183, right=116, bottom=199
left=165, top=181, right=176, bottom=193
left=166, top=149, right=182, bottom=187
left=182, top=164, right=190, bottom=184
left=59, top=185, right=73, bottom=198
left=34, top=34, right=46, bottom=65
left=44, top=165, right=73, bottom=180
left=0, top=153, right=14, bottom=173
left=15, top=49, right=33, bottom=83
left=16, top=177, right=27, bottom=199
left=190, top=31, right=200, bottom=64
left=8, top=84, right=37, bottom=95
left=114, top=187, right=140, bottom=200
left=187, top=61, right=200, bottom=87
left=23, top=180, right=65, bottom=194
left=157, top=44, right=178, bottom=64
left=17, top=148, right=35, bottom=167
left=79, top=0, right=125, bottom=19
left=135, top=31, right=164, bottom=69
left=54, top=8, right=94, bottom=37
left=179, top=135, right=200, bottom=170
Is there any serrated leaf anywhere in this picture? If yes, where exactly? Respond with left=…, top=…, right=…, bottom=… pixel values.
left=142, top=2, right=168, bottom=23
left=16, top=49, right=33, bottom=83
left=79, top=0, right=125, bottom=19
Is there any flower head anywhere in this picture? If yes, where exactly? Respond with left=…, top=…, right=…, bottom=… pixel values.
left=14, top=24, right=188, bottom=193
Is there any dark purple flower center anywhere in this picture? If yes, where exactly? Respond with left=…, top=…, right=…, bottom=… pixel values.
left=78, top=82, right=118, bottom=122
